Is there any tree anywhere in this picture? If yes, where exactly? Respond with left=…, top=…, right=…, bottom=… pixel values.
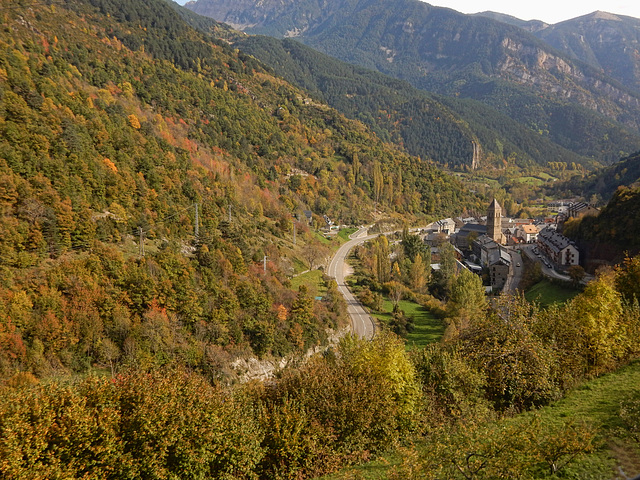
left=437, top=241, right=457, bottom=298
left=386, top=281, right=405, bottom=310
left=372, top=235, right=391, bottom=284
left=566, top=269, right=624, bottom=370
left=409, top=252, right=430, bottom=293
left=615, top=255, right=640, bottom=303
left=402, top=228, right=428, bottom=262
left=459, top=296, right=558, bottom=410
left=302, top=242, right=330, bottom=271
left=339, top=331, right=420, bottom=428
left=567, top=265, right=585, bottom=287
left=373, top=160, right=383, bottom=210
left=446, top=268, right=487, bottom=335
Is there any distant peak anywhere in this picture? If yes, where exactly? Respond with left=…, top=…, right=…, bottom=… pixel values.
left=587, top=11, right=621, bottom=21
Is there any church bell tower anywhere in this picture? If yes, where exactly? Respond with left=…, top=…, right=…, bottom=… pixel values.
left=487, top=198, right=504, bottom=244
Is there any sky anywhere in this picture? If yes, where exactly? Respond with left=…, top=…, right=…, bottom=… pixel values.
left=424, top=1, right=640, bottom=24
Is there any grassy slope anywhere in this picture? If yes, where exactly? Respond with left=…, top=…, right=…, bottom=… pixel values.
left=320, top=360, right=640, bottom=479
left=525, top=279, right=582, bottom=307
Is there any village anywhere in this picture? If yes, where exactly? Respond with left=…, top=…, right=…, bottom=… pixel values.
left=416, top=199, right=597, bottom=292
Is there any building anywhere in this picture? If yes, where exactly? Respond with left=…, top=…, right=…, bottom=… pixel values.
left=516, top=224, right=539, bottom=243
left=472, top=235, right=511, bottom=290
left=452, top=223, right=486, bottom=251
left=487, top=199, right=505, bottom=244
left=537, top=227, right=579, bottom=268
left=567, top=202, right=599, bottom=219
left=489, top=250, right=511, bottom=290
left=434, top=218, right=456, bottom=235
left=472, top=235, right=501, bottom=267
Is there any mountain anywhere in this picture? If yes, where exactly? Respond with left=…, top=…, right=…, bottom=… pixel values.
left=185, top=0, right=640, bottom=164
left=235, top=35, right=594, bottom=169
left=535, top=11, right=640, bottom=94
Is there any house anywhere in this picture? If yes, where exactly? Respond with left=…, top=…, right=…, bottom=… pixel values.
left=489, top=250, right=511, bottom=290
left=472, top=235, right=511, bottom=289
left=434, top=218, right=456, bottom=235
left=516, top=224, right=539, bottom=243
left=503, top=227, right=517, bottom=246
left=537, top=227, right=579, bottom=268
left=472, top=235, right=501, bottom=267
left=423, top=232, right=448, bottom=247
left=303, top=210, right=313, bottom=225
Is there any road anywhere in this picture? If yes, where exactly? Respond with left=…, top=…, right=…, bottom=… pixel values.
left=504, top=248, right=523, bottom=293
left=520, top=244, right=571, bottom=282
left=327, top=227, right=378, bottom=339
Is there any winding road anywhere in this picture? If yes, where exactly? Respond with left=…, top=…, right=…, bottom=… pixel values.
left=327, top=228, right=378, bottom=339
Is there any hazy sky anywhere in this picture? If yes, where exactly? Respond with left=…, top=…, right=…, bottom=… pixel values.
left=174, top=0, right=640, bottom=24
left=424, top=1, right=640, bottom=24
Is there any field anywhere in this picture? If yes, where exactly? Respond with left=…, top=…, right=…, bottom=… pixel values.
left=372, top=298, right=445, bottom=348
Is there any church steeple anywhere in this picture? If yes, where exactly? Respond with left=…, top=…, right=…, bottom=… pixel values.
left=487, top=199, right=503, bottom=244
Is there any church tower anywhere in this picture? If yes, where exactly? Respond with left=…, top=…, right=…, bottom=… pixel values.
left=487, top=198, right=504, bottom=244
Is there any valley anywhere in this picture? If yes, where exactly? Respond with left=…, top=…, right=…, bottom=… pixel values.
left=1, top=0, right=640, bottom=478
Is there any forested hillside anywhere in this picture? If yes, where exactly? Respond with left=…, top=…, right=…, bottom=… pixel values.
left=564, top=185, right=640, bottom=265
left=187, top=0, right=640, bottom=165
left=0, top=0, right=479, bottom=380
left=235, top=35, right=593, bottom=170
left=558, top=150, right=640, bottom=201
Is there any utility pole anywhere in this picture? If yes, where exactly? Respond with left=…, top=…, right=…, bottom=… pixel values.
left=194, top=203, right=199, bottom=243
left=138, top=226, right=145, bottom=258
left=263, top=255, right=267, bottom=273
left=293, top=219, right=296, bottom=246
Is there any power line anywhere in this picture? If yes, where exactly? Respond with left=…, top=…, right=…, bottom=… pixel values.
left=27, top=203, right=200, bottom=255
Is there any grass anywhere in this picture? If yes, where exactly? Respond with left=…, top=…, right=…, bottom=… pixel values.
left=313, top=230, right=333, bottom=246
left=513, top=360, right=640, bottom=478
left=337, top=227, right=358, bottom=243
left=292, top=257, right=309, bottom=275
left=525, top=278, right=581, bottom=307
left=372, top=298, right=445, bottom=348
left=290, top=269, right=327, bottom=298
left=515, top=176, right=546, bottom=186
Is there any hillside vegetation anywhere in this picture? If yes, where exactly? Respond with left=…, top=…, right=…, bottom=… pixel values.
left=0, top=0, right=481, bottom=380
left=3, top=1, right=640, bottom=479
left=564, top=185, right=640, bottom=265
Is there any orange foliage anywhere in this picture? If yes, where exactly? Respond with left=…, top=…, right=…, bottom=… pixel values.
left=103, top=157, right=118, bottom=173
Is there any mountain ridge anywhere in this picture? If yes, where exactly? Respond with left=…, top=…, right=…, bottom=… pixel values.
left=185, top=0, right=640, bottom=165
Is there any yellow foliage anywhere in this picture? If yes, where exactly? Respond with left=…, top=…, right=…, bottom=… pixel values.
left=128, top=114, right=141, bottom=130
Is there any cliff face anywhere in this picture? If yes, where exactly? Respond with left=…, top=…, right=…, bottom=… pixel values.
left=496, top=36, right=640, bottom=129
left=185, top=0, right=285, bottom=30
left=536, top=12, right=640, bottom=93
left=185, top=0, right=345, bottom=33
